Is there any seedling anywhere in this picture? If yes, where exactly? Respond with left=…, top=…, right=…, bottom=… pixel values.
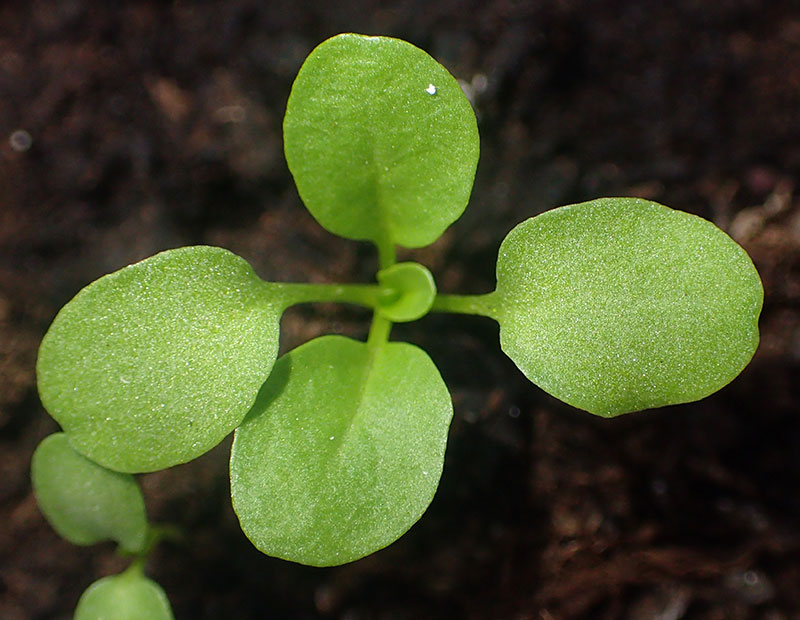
left=32, top=34, right=762, bottom=617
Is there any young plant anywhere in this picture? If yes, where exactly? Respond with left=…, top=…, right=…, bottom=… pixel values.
left=31, top=434, right=174, bottom=619
left=32, top=33, right=763, bottom=615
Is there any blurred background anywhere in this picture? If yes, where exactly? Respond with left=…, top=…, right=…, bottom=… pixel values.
left=2, top=1, right=800, bottom=618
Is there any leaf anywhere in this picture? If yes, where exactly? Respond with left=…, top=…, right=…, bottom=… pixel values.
left=376, top=262, right=437, bottom=322
left=283, top=33, right=479, bottom=249
left=37, top=246, right=282, bottom=473
left=31, top=433, right=147, bottom=552
left=230, top=335, right=453, bottom=566
left=494, top=198, right=763, bottom=416
left=75, top=572, right=174, bottom=620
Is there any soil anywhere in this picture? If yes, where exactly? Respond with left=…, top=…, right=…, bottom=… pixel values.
left=2, top=1, right=800, bottom=618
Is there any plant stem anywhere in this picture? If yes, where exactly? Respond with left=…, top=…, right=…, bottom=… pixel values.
left=267, top=282, right=385, bottom=310
left=367, top=313, right=392, bottom=349
left=430, top=291, right=500, bottom=319
left=263, top=283, right=501, bottom=320
left=122, top=554, right=146, bottom=578
left=117, top=522, right=182, bottom=576
left=376, top=238, right=396, bottom=271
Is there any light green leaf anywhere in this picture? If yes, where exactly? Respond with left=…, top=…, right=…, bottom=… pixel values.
left=283, top=33, right=479, bottom=249
left=495, top=198, right=763, bottom=416
left=37, top=246, right=282, bottom=473
left=230, top=335, right=453, bottom=566
left=75, top=572, right=173, bottom=620
left=31, top=433, right=147, bottom=552
left=376, top=262, right=437, bottom=322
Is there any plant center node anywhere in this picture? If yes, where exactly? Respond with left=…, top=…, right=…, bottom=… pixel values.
left=376, top=262, right=437, bottom=322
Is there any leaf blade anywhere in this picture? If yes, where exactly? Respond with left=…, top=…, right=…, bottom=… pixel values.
left=495, top=198, right=763, bottom=416
left=283, top=33, right=479, bottom=248
left=230, top=335, right=453, bottom=566
left=37, top=246, right=282, bottom=472
left=31, top=433, right=148, bottom=552
left=75, top=573, right=174, bottom=620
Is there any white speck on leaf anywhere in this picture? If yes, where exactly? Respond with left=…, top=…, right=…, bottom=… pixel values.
left=425, top=83, right=436, bottom=95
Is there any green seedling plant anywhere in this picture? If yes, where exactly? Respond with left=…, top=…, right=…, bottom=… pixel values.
left=31, top=34, right=763, bottom=618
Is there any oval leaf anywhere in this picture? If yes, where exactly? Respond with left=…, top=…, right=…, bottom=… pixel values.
left=75, top=572, right=173, bottom=620
left=230, top=335, right=453, bottom=566
left=31, top=433, right=147, bottom=552
left=495, top=198, right=763, bottom=416
left=284, top=33, right=479, bottom=249
left=37, top=246, right=282, bottom=473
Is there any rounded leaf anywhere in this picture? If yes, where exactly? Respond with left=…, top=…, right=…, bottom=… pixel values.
left=230, top=335, right=453, bottom=566
left=495, top=198, right=763, bottom=416
left=75, top=572, right=173, bottom=620
left=31, top=433, right=147, bottom=552
left=284, top=33, right=479, bottom=248
left=37, top=246, right=281, bottom=473
left=376, top=262, right=437, bottom=322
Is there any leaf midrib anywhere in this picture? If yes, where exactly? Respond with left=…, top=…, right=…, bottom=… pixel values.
left=310, top=342, right=384, bottom=531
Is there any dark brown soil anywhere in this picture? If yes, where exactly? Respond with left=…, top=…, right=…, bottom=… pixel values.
left=3, top=1, right=800, bottom=618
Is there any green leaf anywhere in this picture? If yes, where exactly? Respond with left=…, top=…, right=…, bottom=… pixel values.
left=283, top=33, right=479, bottom=249
left=31, top=433, right=147, bottom=552
left=37, top=246, right=282, bottom=473
left=75, top=571, right=174, bottom=620
left=376, top=262, right=437, bottom=322
left=230, top=335, right=453, bottom=566
left=494, top=198, right=763, bottom=416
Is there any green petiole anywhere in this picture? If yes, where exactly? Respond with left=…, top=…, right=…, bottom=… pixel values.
left=367, top=312, right=393, bottom=349
left=266, top=281, right=393, bottom=310
left=266, top=277, right=498, bottom=320
left=430, top=291, right=500, bottom=319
